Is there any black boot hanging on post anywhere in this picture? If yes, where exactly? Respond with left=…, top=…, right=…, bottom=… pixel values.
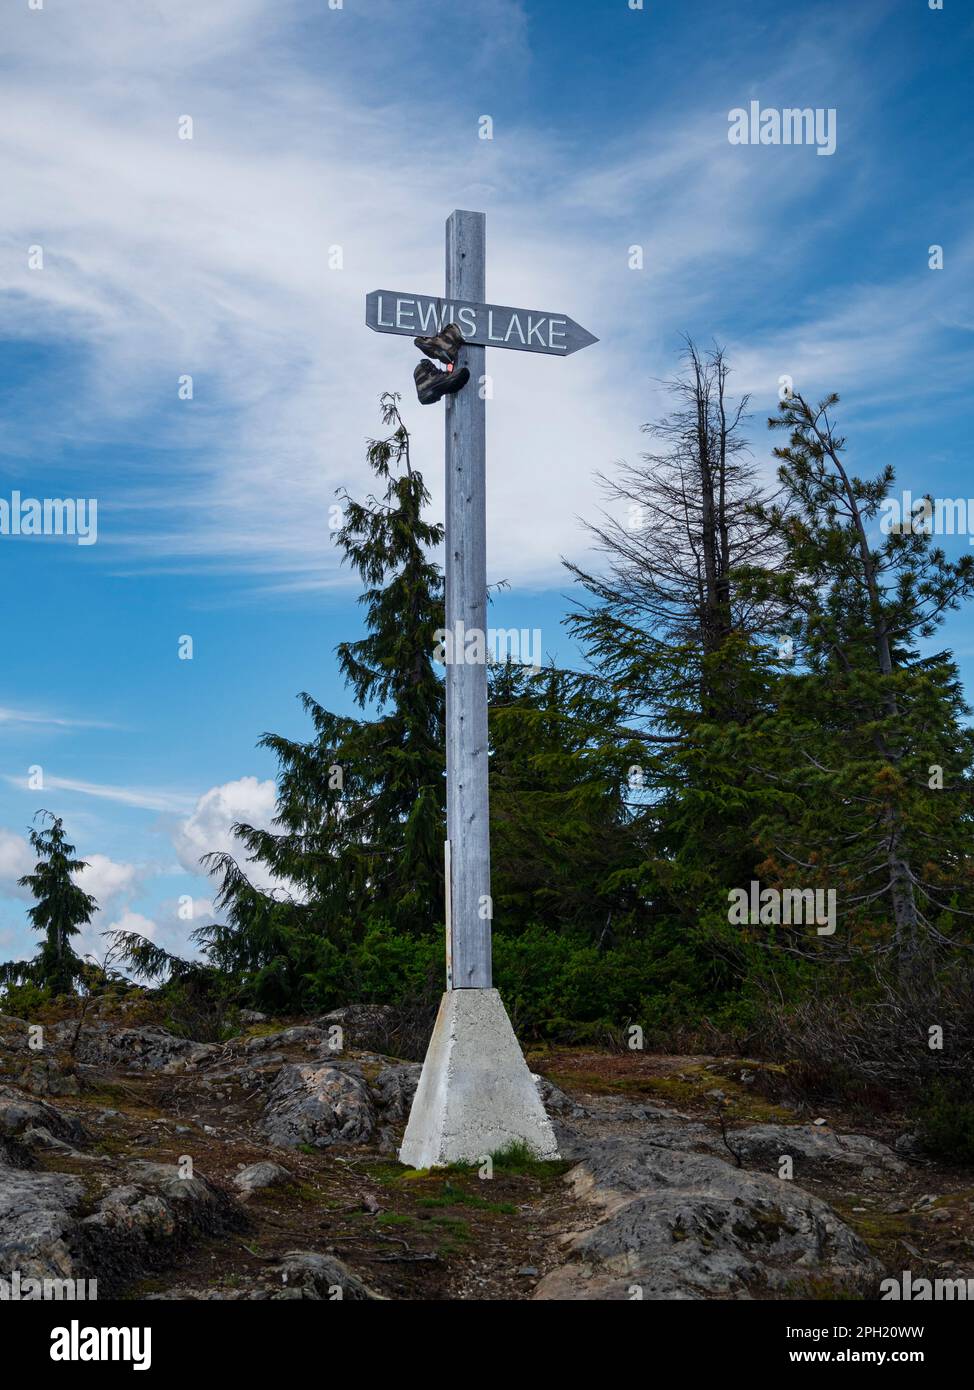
left=414, top=321, right=464, bottom=366
left=413, top=358, right=470, bottom=405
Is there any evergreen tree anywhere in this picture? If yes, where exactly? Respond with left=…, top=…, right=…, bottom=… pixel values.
left=488, top=660, right=647, bottom=940
left=0, top=813, right=96, bottom=996
left=565, top=343, right=782, bottom=965
left=198, top=395, right=446, bottom=1004
left=742, top=391, right=974, bottom=980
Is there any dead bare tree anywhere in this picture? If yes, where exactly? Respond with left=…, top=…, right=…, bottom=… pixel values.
left=567, top=338, right=784, bottom=723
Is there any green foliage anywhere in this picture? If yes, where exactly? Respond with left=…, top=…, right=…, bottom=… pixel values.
left=915, top=1084, right=974, bottom=1166
left=738, top=392, right=974, bottom=976
left=86, top=363, right=974, bottom=1079
left=0, top=979, right=53, bottom=1019
left=159, top=972, right=242, bottom=1043
left=488, top=660, right=648, bottom=938
left=198, top=394, right=446, bottom=991
left=489, top=1139, right=544, bottom=1171
left=492, top=923, right=725, bottom=1039
left=1, top=813, right=96, bottom=997
left=302, top=920, right=440, bottom=1011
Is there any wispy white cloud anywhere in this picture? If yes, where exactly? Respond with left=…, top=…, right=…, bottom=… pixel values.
left=0, top=706, right=117, bottom=730
left=0, top=0, right=965, bottom=596
left=3, top=774, right=196, bottom=814
left=728, top=248, right=974, bottom=433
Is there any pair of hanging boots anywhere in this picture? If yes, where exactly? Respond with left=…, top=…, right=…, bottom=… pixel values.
left=413, top=323, right=470, bottom=404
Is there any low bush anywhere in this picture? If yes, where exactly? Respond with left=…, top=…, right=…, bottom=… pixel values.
left=915, top=1083, right=974, bottom=1166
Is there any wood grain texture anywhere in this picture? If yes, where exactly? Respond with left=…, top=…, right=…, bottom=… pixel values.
left=444, top=210, right=492, bottom=990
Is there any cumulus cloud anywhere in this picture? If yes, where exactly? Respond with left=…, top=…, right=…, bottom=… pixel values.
left=176, top=896, right=216, bottom=925
left=75, top=853, right=144, bottom=912
left=0, top=828, right=152, bottom=961
left=118, top=896, right=219, bottom=967
left=0, top=828, right=150, bottom=917
left=173, top=776, right=288, bottom=897
left=88, top=909, right=158, bottom=963
left=0, top=828, right=147, bottom=915
left=103, top=909, right=157, bottom=940
left=1, top=778, right=288, bottom=965
left=0, top=828, right=33, bottom=899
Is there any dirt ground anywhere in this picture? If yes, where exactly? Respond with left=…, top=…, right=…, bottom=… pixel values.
left=24, top=1034, right=974, bottom=1299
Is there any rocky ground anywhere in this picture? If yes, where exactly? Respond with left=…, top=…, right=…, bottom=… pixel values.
left=2, top=1006, right=972, bottom=1301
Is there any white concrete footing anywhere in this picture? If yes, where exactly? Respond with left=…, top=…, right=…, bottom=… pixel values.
left=399, top=988, right=560, bottom=1168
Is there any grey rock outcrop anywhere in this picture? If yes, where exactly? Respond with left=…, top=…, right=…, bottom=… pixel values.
left=710, top=1122, right=906, bottom=1177
left=234, top=1161, right=292, bottom=1193
left=534, top=1073, right=586, bottom=1119
left=534, top=1137, right=882, bottom=1301
left=242, top=1026, right=325, bottom=1055
left=0, top=1086, right=86, bottom=1147
left=0, top=1168, right=85, bottom=1282
left=0, top=1145, right=243, bottom=1294
left=77, top=1162, right=244, bottom=1292
left=371, top=1063, right=421, bottom=1125
left=52, top=1023, right=219, bottom=1073
left=261, top=1062, right=376, bottom=1149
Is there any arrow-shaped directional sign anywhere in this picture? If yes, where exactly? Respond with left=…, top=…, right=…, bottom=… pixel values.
left=366, top=288, right=598, bottom=357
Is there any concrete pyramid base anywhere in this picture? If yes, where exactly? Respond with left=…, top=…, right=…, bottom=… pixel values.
left=399, top=988, right=560, bottom=1168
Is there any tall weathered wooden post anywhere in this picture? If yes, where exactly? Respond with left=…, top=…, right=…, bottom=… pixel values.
left=443, top=210, right=491, bottom=992
left=365, top=212, right=597, bottom=1166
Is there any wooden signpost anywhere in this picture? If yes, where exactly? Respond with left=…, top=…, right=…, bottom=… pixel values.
left=366, top=210, right=597, bottom=1165
left=366, top=288, right=599, bottom=357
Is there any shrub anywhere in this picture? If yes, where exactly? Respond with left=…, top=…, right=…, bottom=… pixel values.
left=752, top=964, right=974, bottom=1101
left=915, top=1084, right=974, bottom=1166
left=0, top=979, right=55, bottom=1021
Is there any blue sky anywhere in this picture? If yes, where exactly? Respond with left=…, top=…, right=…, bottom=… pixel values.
left=0, top=0, right=971, bottom=966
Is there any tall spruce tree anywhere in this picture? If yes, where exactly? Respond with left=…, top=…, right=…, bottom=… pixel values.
left=742, top=391, right=974, bottom=980
left=198, top=395, right=446, bottom=1004
left=0, top=813, right=96, bottom=997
